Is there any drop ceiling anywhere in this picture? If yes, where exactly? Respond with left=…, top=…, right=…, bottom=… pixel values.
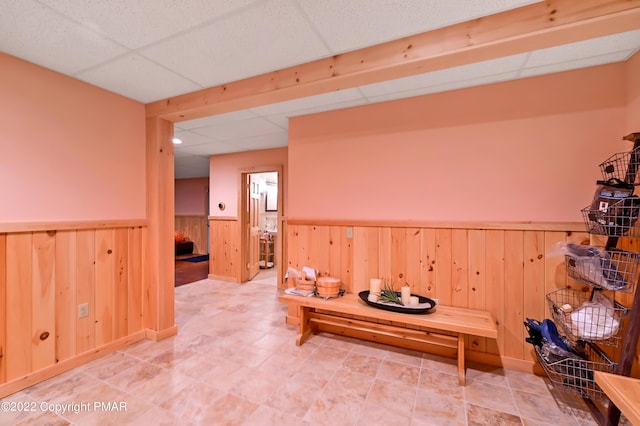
left=1, top=0, right=639, bottom=178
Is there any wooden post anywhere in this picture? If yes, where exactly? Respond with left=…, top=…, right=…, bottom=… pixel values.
left=144, top=117, right=177, bottom=340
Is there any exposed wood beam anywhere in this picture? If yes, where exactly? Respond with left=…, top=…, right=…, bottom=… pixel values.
left=146, top=0, right=640, bottom=121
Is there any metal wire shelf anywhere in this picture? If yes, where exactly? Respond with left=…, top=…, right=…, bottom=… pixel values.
left=534, top=341, right=616, bottom=402
left=565, top=248, right=639, bottom=293
left=599, top=147, right=640, bottom=185
left=582, top=197, right=640, bottom=238
left=547, top=288, right=628, bottom=347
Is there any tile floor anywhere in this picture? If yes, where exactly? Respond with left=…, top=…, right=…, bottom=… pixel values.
left=0, top=275, right=629, bottom=425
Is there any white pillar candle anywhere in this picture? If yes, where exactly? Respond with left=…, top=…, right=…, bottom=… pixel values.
left=370, top=278, right=382, bottom=296
left=401, top=286, right=411, bottom=305
left=409, top=296, right=419, bottom=306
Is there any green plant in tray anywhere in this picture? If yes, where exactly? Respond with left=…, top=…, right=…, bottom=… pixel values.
left=379, top=278, right=403, bottom=306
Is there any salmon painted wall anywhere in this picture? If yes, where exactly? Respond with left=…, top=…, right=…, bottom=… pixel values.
left=288, top=63, right=630, bottom=223
left=175, top=177, right=209, bottom=216
left=0, top=52, right=145, bottom=223
left=627, top=51, right=640, bottom=133
left=209, top=147, right=287, bottom=218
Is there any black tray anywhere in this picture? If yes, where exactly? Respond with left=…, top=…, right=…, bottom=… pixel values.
left=358, top=291, right=435, bottom=314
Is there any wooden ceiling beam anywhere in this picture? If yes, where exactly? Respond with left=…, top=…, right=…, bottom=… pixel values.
left=145, top=0, right=640, bottom=122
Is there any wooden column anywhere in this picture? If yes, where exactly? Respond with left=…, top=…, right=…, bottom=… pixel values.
left=144, top=116, right=177, bottom=340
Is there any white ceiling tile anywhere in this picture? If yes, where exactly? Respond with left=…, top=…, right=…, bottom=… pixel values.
left=173, top=130, right=219, bottom=147
left=0, top=0, right=127, bottom=75
left=74, top=53, right=202, bottom=103
left=262, top=115, right=290, bottom=130
left=38, top=0, right=258, bottom=49
left=193, top=117, right=285, bottom=140
left=178, top=110, right=259, bottom=130
left=359, top=54, right=527, bottom=98
left=140, top=0, right=331, bottom=88
left=526, top=30, right=640, bottom=68
left=174, top=155, right=210, bottom=179
left=365, top=71, right=520, bottom=104
left=250, top=88, right=365, bottom=116
left=233, top=132, right=289, bottom=150
left=520, top=51, right=634, bottom=79
left=297, top=0, right=542, bottom=53
left=176, top=141, right=240, bottom=156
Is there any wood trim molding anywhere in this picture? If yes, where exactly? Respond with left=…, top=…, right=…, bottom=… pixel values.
left=208, top=216, right=239, bottom=221
left=0, top=219, right=147, bottom=234
left=0, top=330, right=146, bottom=399
left=144, top=325, right=178, bottom=342
left=145, top=0, right=640, bottom=122
left=285, top=218, right=586, bottom=232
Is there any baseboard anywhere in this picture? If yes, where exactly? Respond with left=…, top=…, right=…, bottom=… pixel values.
left=145, top=325, right=178, bottom=341
left=208, top=274, right=238, bottom=282
left=0, top=330, right=146, bottom=399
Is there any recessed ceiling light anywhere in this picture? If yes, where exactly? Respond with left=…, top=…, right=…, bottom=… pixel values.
left=173, top=137, right=183, bottom=145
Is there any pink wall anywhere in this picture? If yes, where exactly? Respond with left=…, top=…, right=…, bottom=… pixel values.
left=209, top=147, right=287, bottom=217
left=0, top=53, right=146, bottom=223
left=289, top=63, right=630, bottom=222
left=626, top=51, right=640, bottom=133
left=175, top=177, right=209, bottom=216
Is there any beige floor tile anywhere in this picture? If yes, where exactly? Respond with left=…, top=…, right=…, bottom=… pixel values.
left=357, top=401, right=412, bottom=425
left=377, top=359, right=421, bottom=387
left=413, top=388, right=466, bottom=425
left=2, top=278, right=608, bottom=425
left=466, top=403, right=522, bottom=426
left=418, top=369, right=464, bottom=401
left=366, top=379, right=416, bottom=414
left=464, top=378, right=519, bottom=416
left=342, top=352, right=383, bottom=377
left=513, top=389, right=580, bottom=424
left=244, top=404, right=312, bottom=426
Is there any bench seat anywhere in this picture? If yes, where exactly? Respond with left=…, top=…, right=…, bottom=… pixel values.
left=279, top=293, right=498, bottom=385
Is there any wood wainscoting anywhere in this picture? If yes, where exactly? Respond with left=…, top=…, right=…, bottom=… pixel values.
left=209, top=217, right=241, bottom=281
left=285, top=220, right=639, bottom=371
left=0, top=221, right=147, bottom=397
left=175, top=215, right=208, bottom=255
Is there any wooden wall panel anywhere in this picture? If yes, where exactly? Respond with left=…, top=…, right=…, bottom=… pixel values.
left=55, top=231, right=77, bottom=363
left=503, top=230, right=524, bottom=360
left=420, top=228, right=437, bottom=298
left=404, top=228, right=421, bottom=296
left=522, top=231, right=545, bottom=363
left=0, top=234, right=6, bottom=383
left=434, top=229, right=452, bottom=306
left=5, top=233, right=32, bottom=380
left=485, top=230, right=505, bottom=355
left=285, top=221, right=629, bottom=367
left=0, top=224, right=146, bottom=394
left=468, top=230, right=487, bottom=353
left=31, top=232, right=56, bottom=371
left=175, top=215, right=208, bottom=254
left=450, top=229, right=469, bottom=309
left=209, top=219, right=241, bottom=280
left=76, top=230, right=96, bottom=353
left=128, top=227, right=143, bottom=333
left=95, top=229, right=114, bottom=346
left=114, top=228, right=129, bottom=339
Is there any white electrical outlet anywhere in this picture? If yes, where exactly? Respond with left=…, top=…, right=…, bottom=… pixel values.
left=346, top=227, right=353, bottom=239
left=78, top=303, right=89, bottom=318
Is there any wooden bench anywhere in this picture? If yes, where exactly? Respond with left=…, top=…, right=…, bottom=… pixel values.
left=279, top=293, right=498, bottom=385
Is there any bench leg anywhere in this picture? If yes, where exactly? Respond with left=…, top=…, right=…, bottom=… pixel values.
left=296, top=305, right=313, bottom=346
left=457, top=333, right=465, bottom=386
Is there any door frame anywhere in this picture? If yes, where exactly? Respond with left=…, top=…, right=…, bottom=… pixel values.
left=239, top=165, right=283, bottom=284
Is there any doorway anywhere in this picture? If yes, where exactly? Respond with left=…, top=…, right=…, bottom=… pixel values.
left=241, top=171, right=279, bottom=285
